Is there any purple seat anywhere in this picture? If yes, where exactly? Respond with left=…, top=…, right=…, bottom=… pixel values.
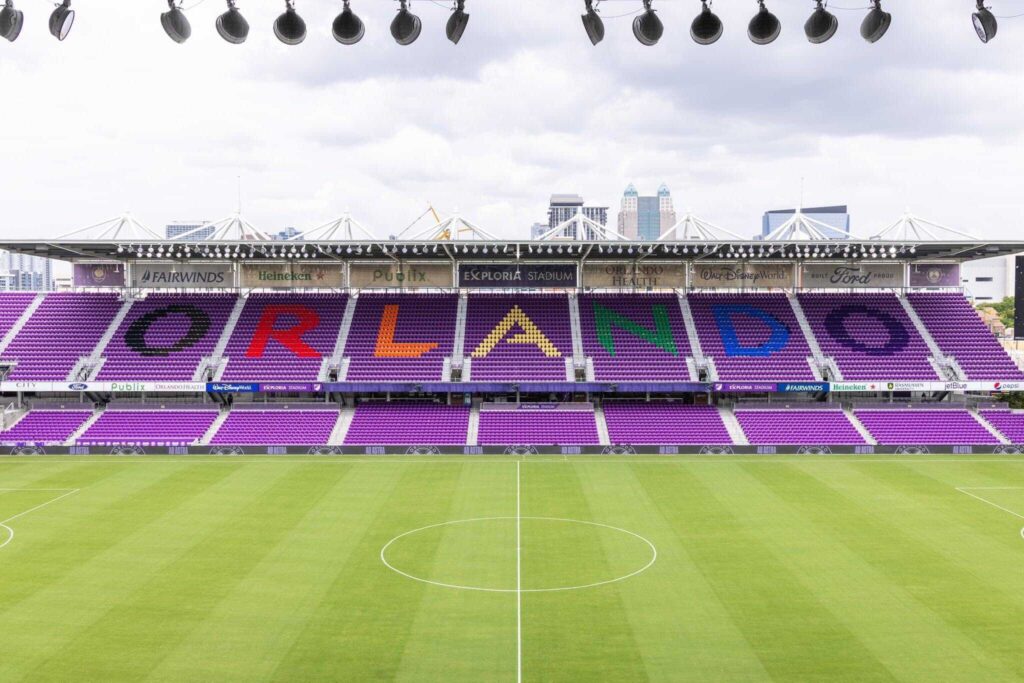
left=465, top=294, right=573, bottom=380
left=210, top=410, right=338, bottom=445
left=477, top=407, right=599, bottom=445
left=4, top=293, right=122, bottom=380
left=980, top=410, right=1024, bottom=443
left=0, top=410, right=92, bottom=445
left=908, top=293, right=1024, bottom=380
left=604, top=403, right=730, bottom=443
left=97, top=294, right=236, bottom=380
left=221, top=293, right=346, bottom=381
left=735, top=409, right=865, bottom=444
left=855, top=409, right=997, bottom=444
left=0, top=293, right=39, bottom=339
left=344, top=403, right=469, bottom=445
left=77, top=409, right=218, bottom=445
left=579, top=294, right=692, bottom=381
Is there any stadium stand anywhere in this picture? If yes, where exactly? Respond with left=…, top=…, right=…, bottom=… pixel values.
left=907, top=293, right=1024, bottom=380
left=797, top=293, right=939, bottom=380
left=344, top=294, right=458, bottom=381
left=579, top=294, right=692, bottom=380
left=0, top=410, right=92, bottom=445
left=77, top=408, right=219, bottom=446
left=96, top=294, right=237, bottom=380
left=465, top=294, right=573, bottom=380
left=477, top=404, right=600, bottom=445
left=220, top=293, right=346, bottom=381
left=854, top=407, right=998, bottom=444
left=344, top=402, right=470, bottom=445
left=3, top=293, right=122, bottom=379
left=689, top=293, right=816, bottom=380
left=603, top=402, right=731, bottom=443
left=734, top=408, right=866, bottom=445
left=979, top=409, right=1024, bottom=443
left=210, top=408, right=339, bottom=445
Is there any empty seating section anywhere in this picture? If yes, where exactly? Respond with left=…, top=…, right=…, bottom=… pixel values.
left=210, top=410, right=338, bottom=445
left=604, top=403, right=730, bottom=443
left=854, top=409, right=997, bottom=444
left=0, top=410, right=92, bottom=444
left=344, top=403, right=469, bottom=444
left=221, top=294, right=346, bottom=380
left=797, top=293, right=938, bottom=380
left=3, top=293, right=122, bottom=379
left=908, top=293, right=1024, bottom=379
left=465, top=294, right=572, bottom=380
left=0, top=293, right=38, bottom=339
left=345, top=294, right=457, bottom=381
left=579, top=294, right=692, bottom=380
left=77, top=410, right=219, bottom=445
left=689, top=293, right=815, bottom=380
left=97, top=294, right=236, bottom=380
left=980, top=410, right=1024, bottom=442
left=735, top=409, right=865, bottom=445
left=477, top=407, right=599, bottom=445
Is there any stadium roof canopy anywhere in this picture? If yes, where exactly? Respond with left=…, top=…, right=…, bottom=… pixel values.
left=0, top=238, right=1020, bottom=264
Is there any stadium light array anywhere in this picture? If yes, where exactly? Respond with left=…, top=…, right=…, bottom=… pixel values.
left=274, top=0, right=306, bottom=45
left=748, top=0, right=781, bottom=45
left=446, top=0, right=468, bottom=44
left=161, top=0, right=191, bottom=43
left=0, top=0, right=23, bottom=42
left=973, top=0, right=998, bottom=42
left=804, top=0, right=838, bottom=44
left=48, top=0, right=74, bottom=41
left=391, top=0, right=421, bottom=45
left=633, top=0, right=663, bottom=46
left=691, top=1, right=722, bottom=45
left=581, top=0, right=604, bottom=46
left=217, top=0, right=249, bottom=44
left=860, top=0, right=891, bottom=43
left=333, top=0, right=365, bottom=44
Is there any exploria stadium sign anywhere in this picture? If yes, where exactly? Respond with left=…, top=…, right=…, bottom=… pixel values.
left=458, top=264, right=578, bottom=288
left=132, top=264, right=233, bottom=288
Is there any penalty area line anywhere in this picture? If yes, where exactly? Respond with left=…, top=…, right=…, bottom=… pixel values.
left=955, top=486, right=1024, bottom=540
left=0, top=488, right=80, bottom=551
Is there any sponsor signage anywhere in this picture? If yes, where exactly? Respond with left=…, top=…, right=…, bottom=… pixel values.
left=583, top=262, right=687, bottom=289
left=0, top=382, right=207, bottom=393
left=777, top=382, right=829, bottom=393
left=240, top=263, right=345, bottom=289
left=73, top=263, right=126, bottom=288
left=691, top=263, right=795, bottom=289
left=458, top=263, right=577, bottom=289
left=207, top=383, right=260, bottom=393
left=132, top=263, right=233, bottom=289
left=713, top=382, right=779, bottom=392
left=909, top=263, right=960, bottom=288
left=801, top=263, right=905, bottom=289
left=350, top=262, right=454, bottom=289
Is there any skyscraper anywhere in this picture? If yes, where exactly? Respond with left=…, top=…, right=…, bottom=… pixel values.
left=618, top=183, right=676, bottom=240
left=761, top=206, right=850, bottom=239
left=166, top=221, right=214, bottom=241
left=546, top=194, right=609, bottom=239
left=0, top=251, right=55, bottom=291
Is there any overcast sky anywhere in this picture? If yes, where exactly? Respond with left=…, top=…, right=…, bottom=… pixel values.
left=1, top=0, right=1023, bottom=243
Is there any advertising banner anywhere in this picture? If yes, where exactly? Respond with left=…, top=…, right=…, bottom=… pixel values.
left=0, top=381, right=208, bottom=393
left=691, top=263, right=795, bottom=289
left=132, top=263, right=233, bottom=289
left=458, top=263, right=577, bottom=289
left=908, top=263, right=960, bottom=287
left=583, top=262, right=686, bottom=289
left=240, top=263, right=345, bottom=288
left=801, top=263, right=905, bottom=289
left=350, top=262, right=453, bottom=289
left=73, top=263, right=126, bottom=288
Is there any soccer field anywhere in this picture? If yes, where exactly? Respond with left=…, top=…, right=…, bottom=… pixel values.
left=1, top=456, right=1023, bottom=682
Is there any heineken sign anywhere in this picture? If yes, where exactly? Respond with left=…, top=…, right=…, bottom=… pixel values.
left=240, top=264, right=345, bottom=289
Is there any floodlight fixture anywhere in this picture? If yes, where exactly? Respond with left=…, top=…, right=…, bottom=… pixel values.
left=0, top=0, right=22, bottom=42
left=333, top=0, right=365, bottom=44
left=860, top=0, right=890, bottom=43
left=160, top=0, right=191, bottom=43
left=804, top=0, right=838, bottom=44
left=391, top=0, right=421, bottom=45
left=972, top=0, right=997, bottom=43
left=48, top=0, right=74, bottom=41
left=633, top=0, right=663, bottom=46
left=274, top=0, right=306, bottom=45
left=748, top=0, right=780, bottom=45
left=691, top=0, right=723, bottom=45
left=216, top=0, right=249, bottom=44
left=581, top=0, right=604, bottom=46
left=446, top=0, right=468, bottom=44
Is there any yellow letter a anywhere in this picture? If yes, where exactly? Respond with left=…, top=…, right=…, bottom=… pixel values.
left=471, top=305, right=562, bottom=358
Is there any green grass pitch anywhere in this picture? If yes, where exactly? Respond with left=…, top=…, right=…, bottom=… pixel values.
left=1, top=455, right=1023, bottom=682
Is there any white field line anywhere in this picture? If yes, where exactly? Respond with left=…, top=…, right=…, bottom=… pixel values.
left=3, top=457, right=1024, bottom=466
left=955, top=486, right=1024, bottom=540
left=516, top=461, right=522, bottom=683
left=0, top=488, right=79, bottom=550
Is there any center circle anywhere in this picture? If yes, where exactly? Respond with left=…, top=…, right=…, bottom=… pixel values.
left=380, top=516, right=657, bottom=592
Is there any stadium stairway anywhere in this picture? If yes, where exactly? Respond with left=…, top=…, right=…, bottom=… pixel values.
left=677, top=293, right=709, bottom=380
left=718, top=405, right=748, bottom=445
left=199, top=410, right=231, bottom=445
left=329, top=406, right=354, bottom=445
left=75, top=297, right=135, bottom=380
left=321, top=294, right=359, bottom=381
left=843, top=406, right=877, bottom=444
left=973, top=410, right=1011, bottom=444
left=788, top=293, right=832, bottom=381
left=897, top=295, right=962, bottom=380
left=567, top=292, right=586, bottom=369
left=467, top=400, right=481, bottom=446
left=199, top=295, right=247, bottom=381
left=65, top=409, right=104, bottom=446
left=593, top=402, right=611, bottom=446
left=450, top=292, right=468, bottom=376
left=0, top=293, right=45, bottom=356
